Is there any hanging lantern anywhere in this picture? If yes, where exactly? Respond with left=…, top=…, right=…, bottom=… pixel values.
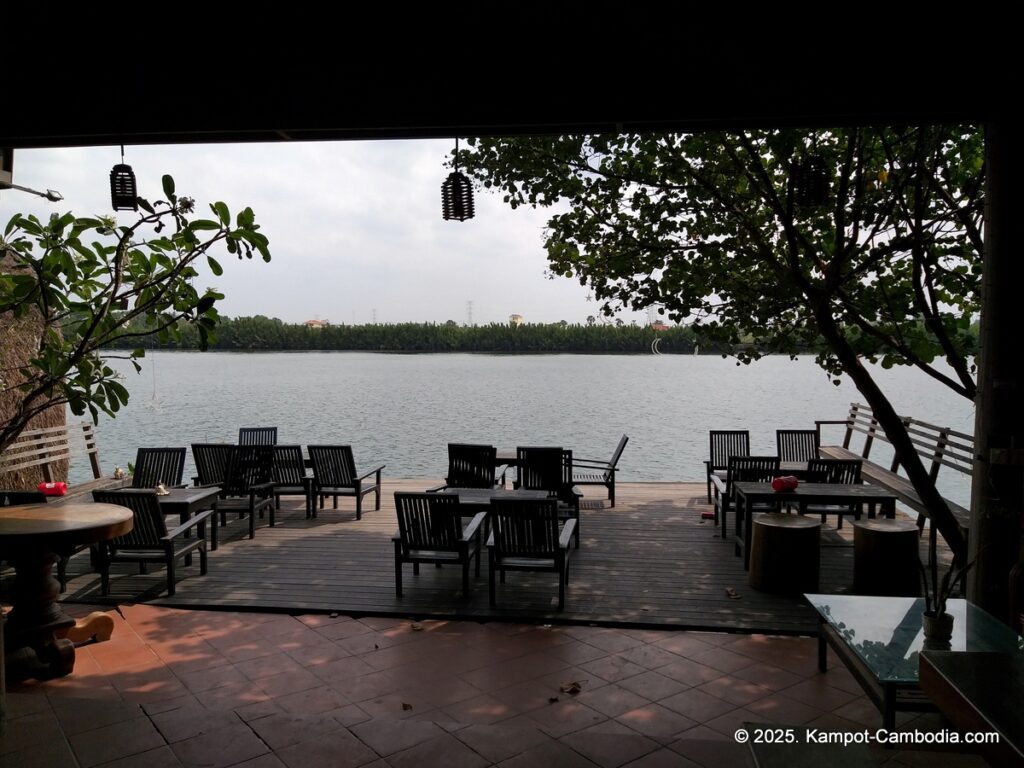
left=110, top=145, right=138, bottom=211
left=441, top=137, right=474, bottom=221
left=792, top=154, right=829, bottom=209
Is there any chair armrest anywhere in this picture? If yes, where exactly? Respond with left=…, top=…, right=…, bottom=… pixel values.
left=559, top=519, right=577, bottom=549
left=250, top=481, right=276, bottom=496
left=462, top=511, right=488, bottom=541
left=164, top=508, right=215, bottom=539
left=573, top=459, right=612, bottom=468
left=355, top=465, right=385, bottom=482
left=425, top=484, right=447, bottom=493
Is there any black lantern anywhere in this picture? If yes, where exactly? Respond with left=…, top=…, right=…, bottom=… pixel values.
left=110, top=146, right=138, bottom=211
left=441, top=138, right=474, bottom=221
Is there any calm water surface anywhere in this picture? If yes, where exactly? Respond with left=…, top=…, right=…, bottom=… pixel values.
left=76, top=352, right=974, bottom=506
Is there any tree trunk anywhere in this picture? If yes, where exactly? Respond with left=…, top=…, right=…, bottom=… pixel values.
left=968, top=121, right=1024, bottom=623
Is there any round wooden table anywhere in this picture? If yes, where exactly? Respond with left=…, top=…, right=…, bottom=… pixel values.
left=0, top=503, right=133, bottom=681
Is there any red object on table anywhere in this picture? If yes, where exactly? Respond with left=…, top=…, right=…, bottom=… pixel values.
left=37, top=482, right=68, bottom=496
left=771, top=475, right=799, bottom=492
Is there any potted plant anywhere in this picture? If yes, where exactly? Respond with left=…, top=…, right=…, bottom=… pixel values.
left=919, top=557, right=973, bottom=649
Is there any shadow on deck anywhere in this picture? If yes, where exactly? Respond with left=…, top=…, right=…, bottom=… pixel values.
left=53, top=480, right=940, bottom=635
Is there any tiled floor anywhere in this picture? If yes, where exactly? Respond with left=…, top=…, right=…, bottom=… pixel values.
left=3, top=605, right=989, bottom=768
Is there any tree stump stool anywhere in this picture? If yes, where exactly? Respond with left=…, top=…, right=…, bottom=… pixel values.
left=853, top=518, right=921, bottom=596
left=749, top=513, right=821, bottom=594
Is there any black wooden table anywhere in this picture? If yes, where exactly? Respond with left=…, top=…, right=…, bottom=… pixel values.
left=156, top=487, right=222, bottom=550
left=734, top=482, right=896, bottom=569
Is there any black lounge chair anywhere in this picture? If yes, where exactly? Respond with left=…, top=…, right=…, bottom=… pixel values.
left=571, top=434, right=628, bottom=507
left=308, top=445, right=384, bottom=520
left=131, top=447, right=186, bottom=489
left=706, top=430, right=750, bottom=504
left=516, top=446, right=582, bottom=547
left=776, top=429, right=820, bottom=462
left=271, top=444, right=313, bottom=518
left=217, top=445, right=276, bottom=538
left=800, top=458, right=864, bottom=527
left=238, top=427, right=278, bottom=445
left=429, top=443, right=503, bottom=491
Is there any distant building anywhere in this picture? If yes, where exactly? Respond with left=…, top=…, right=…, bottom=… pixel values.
left=509, top=314, right=524, bottom=326
left=650, top=321, right=670, bottom=332
left=304, top=319, right=329, bottom=329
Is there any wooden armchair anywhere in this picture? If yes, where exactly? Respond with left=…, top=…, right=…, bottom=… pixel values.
left=711, top=454, right=780, bottom=536
left=393, top=492, right=485, bottom=597
left=487, top=497, right=575, bottom=610
left=308, top=445, right=384, bottom=520
left=800, top=458, right=864, bottom=527
left=92, top=489, right=212, bottom=596
left=132, top=447, right=186, bottom=489
left=706, top=430, right=750, bottom=504
left=218, top=445, right=276, bottom=538
left=271, top=444, right=313, bottom=518
left=428, top=443, right=502, bottom=492
left=776, top=429, right=820, bottom=462
left=238, top=427, right=278, bottom=446
left=516, top=446, right=582, bottom=546
left=571, top=434, right=628, bottom=507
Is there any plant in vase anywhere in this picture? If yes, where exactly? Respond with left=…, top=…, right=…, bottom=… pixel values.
left=919, top=557, right=974, bottom=650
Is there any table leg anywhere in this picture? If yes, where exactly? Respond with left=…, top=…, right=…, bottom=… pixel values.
left=743, top=498, right=754, bottom=570
left=818, top=631, right=828, bottom=672
left=3, top=550, right=77, bottom=682
left=883, top=686, right=897, bottom=731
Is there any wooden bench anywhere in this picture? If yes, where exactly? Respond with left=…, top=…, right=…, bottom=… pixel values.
left=816, top=402, right=973, bottom=571
left=0, top=422, right=113, bottom=498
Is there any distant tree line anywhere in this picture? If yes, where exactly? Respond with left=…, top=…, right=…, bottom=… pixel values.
left=104, top=315, right=976, bottom=356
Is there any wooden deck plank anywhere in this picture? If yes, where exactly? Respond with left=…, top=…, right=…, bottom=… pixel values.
left=47, top=479, right=945, bottom=635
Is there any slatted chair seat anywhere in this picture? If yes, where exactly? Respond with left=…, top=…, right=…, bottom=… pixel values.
left=571, top=434, right=629, bottom=507
left=706, top=430, right=750, bottom=505
left=798, top=458, right=864, bottom=528
left=238, top=427, right=278, bottom=445
left=487, top=497, right=575, bottom=610
left=92, top=489, right=213, bottom=596
left=217, top=445, right=276, bottom=539
left=777, top=429, right=820, bottom=462
left=516, top=446, right=582, bottom=547
left=308, top=445, right=384, bottom=520
left=271, top=445, right=313, bottom=518
left=393, top=492, right=484, bottom=597
left=132, top=448, right=187, bottom=489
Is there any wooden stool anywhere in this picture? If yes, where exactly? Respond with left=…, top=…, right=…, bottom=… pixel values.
left=853, top=518, right=921, bottom=596
left=749, top=513, right=821, bottom=594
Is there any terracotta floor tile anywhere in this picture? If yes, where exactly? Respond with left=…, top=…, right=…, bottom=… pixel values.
left=92, top=745, right=184, bottom=768
left=357, top=691, right=436, bottom=721
left=41, top=679, right=124, bottom=702
left=489, top=677, right=568, bottom=715
left=160, top=644, right=233, bottom=676
left=730, top=662, right=805, bottom=692
left=313, top=619, right=374, bottom=641
left=441, top=693, right=520, bottom=725
left=650, top=634, right=716, bottom=659
left=658, top=689, right=736, bottom=724
left=405, top=677, right=487, bottom=709
left=744, top=692, right=828, bottom=725
left=620, top=746, right=702, bottom=768
left=575, top=684, right=653, bottom=717
left=254, top=666, right=324, bottom=697
left=615, top=703, right=698, bottom=742
left=667, top=734, right=752, bottom=768
left=578, top=655, right=646, bottom=684
left=0, top=710, right=64, bottom=756
left=226, top=754, right=288, bottom=768
left=560, top=721, right=661, bottom=768
left=247, top=712, right=344, bottom=750
left=50, top=696, right=143, bottom=735
left=169, top=722, right=269, bottom=768
left=685, top=647, right=757, bottom=675
left=497, top=738, right=602, bottom=768
left=696, top=674, right=773, bottom=707
left=151, top=704, right=240, bottom=743
left=779, top=678, right=859, bottom=711
left=386, top=733, right=489, bottom=768
left=235, top=652, right=307, bottom=681
left=657, top=658, right=725, bottom=687
left=615, top=644, right=681, bottom=672
left=1, top=736, right=81, bottom=768
left=616, top=671, right=689, bottom=702
left=454, top=721, right=553, bottom=764
left=576, top=630, right=646, bottom=654
left=194, top=680, right=272, bottom=710
left=326, top=670, right=402, bottom=702
left=3, top=690, right=51, bottom=719
left=92, top=645, right=163, bottom=674
left=831, top=696, right=883, bottom=728
left=284, top=639, right=352, bottom=667
left=350, top=717, right=446, bottom=756
left=177, top=663, right=247, bottom=693
left=273, top=685, right=351, bottom=716
left=218, top=641, right=281, bottom=664
left=310, top=655, right=377, bottom=685
left=328, top=703, right=372, bottom=728
left=141, top=694, right=202, bottom=717
left=234, top=699, right=287, bottom=722
left=522, top=698, right=608, bottom=738
left=108, top=669, right=190, bottom=704
left=700, top=705, right=760, bottom=737
left=296, top=612, right=353, bottom=628
left=358, top=616, right=410, bottom=631
left=546, top=639, right=611, bottom=666
left=68, top=716, right=166, bottom=768
left=275, top=727, right=379, bottom=768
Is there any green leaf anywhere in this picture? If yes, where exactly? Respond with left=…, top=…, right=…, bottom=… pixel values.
left=162, top=175, right=176, bottom=198
left=211, top=202, right=230, bottom=226
left=207, top=256, right=223, bottom=276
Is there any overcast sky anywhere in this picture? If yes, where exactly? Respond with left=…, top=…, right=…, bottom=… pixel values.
left=2, top=141, right=651, bottom=326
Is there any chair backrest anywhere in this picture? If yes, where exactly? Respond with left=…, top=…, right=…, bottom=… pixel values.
left=608, top=434, right=630, bottom=467
left=727, top=455, right=781, bottom=495
left=308, top=445, right=359, bottom=487
left=0, top=489, right=47, bottom=506
left=394, top=492, right=464, bottom=553
left=92, top=489, right=168, bottom=547
left=192, top=443, right=234, bottom=486
left=490, top=497, right=561, bottom=558
left=806, top=458, right=862, bottom=484
left=132, top=447, right=186, bottom=488
left=239, top=427, right=278, bottom=446
left=446, top=443, right=497, bottom=488
left=709, top=431, right=750, bottom=470
left=776, top=429, right=820, bottom=462
left=272, top=445, right=308, bottom=485
left=517, top=447, right=572, bottom=498
left=222, top=445, right=275, bottom=496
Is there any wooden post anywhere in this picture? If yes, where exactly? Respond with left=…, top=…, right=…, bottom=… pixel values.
left=969, top=120, right=1024, bottom=622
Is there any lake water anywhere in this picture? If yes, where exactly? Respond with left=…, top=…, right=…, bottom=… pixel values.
left=73, top=351, right=975, bottom=506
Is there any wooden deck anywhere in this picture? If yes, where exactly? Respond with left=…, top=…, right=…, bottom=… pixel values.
left=50, top=480, right=944, bottom=635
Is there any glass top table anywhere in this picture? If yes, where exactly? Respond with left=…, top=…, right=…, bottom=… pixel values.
left=805, top=594, right=1024, bottom=729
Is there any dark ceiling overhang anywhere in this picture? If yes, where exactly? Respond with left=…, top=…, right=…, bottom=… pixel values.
left=1, top=9, right=1008, bottom=149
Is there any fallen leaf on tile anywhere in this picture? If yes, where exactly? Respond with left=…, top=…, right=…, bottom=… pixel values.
left=725, top=587, right=741, bottom=599
left=559, top=681, right=584, bottom=695
left=402, top=702, right=413, bottom=711
left=548, top=696, right=560, bottom=704
left=411, top=622, right=424, bottom=631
